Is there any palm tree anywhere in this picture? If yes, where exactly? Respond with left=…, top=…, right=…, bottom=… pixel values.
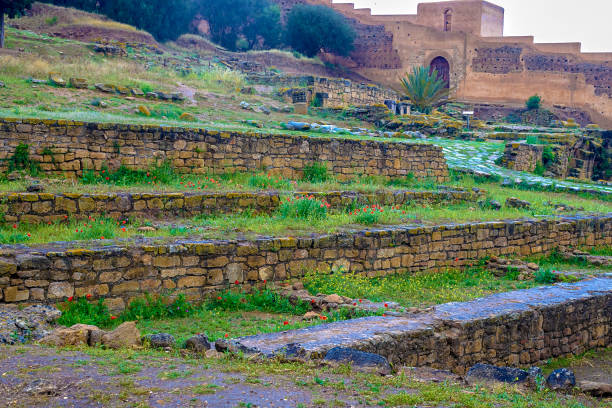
left=400, top=66, right=450, bottom=113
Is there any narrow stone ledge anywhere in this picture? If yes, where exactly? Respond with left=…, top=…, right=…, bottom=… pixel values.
left=231, top=277, right=612, bottom=375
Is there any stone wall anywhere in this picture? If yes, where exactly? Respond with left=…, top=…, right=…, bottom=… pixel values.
left=0, top=118, right=448, bottom=182
left=1, top=215, right=610, bottom=310
left=499, top=142, right=543, bottom=172
left=0, top=189, right=479, bottom=223
left=263, top=75, right=399, bottom=108
left=232, top=277, right=612, bottom=375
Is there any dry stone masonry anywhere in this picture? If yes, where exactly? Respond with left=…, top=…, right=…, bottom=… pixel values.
left=0, top=118, right=448, bottom=182
left=231, top=277, right=612, bottom=375
left=0, top=189, right=480, bottom=223
left=0, top=215, right=610, bottom=310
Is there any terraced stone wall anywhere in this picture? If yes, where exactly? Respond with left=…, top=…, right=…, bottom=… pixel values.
left=0, top=118, right=448, bottom=182
left=1, top=215, right=610, bottom=310
left=499, top=142, right=543, bottom=172
left=0, top=189, right=479, bottom=223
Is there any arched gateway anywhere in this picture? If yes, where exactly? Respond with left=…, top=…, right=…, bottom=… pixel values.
left=429, top=56, right=450, bottom=88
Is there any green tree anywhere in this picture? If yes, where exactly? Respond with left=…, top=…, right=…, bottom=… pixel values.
left=198, top=0, right=281, bottom=51
left=285, top=4, right=355, bottom=58
left=0, top=0, right=35, bottom=48
left=400, top=66, right=450, bottom=113
left=526, top=94, right=541, bottom=110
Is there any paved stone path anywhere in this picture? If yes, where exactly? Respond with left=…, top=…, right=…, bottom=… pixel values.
left=407, top=137, right=612, bottom=194
left=232, top=277, right=612, bottom=361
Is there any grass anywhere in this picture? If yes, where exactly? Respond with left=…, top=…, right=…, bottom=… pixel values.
left=302, top=265, right=540, bottom=308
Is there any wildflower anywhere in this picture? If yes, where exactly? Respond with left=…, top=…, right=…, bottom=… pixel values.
left=234, top=280, right=239, bottom=285
left=100, top=236, right=105, bottom=240
left=224, top=333, right=229, bottom=338
left=384, top=303, right=388, bottom=308
left=12, top=224, right=17, bottom=229
left=122, top=228, right=126, bottom=232
left=67, top=296, right=74, bottom=302
left=283, top=321, right=289, bottom=326
left=320, top=315, right=327, bottom=320
left=27, top=233, right=31, bottom=237
left=358, top=299, right=362, bottom=303
left=455, top=257, right=459, bottom=262
left=110, top=316, right=117, bottom=320
left=217, top=296, right=222, bottom=300
left=86, top=294, right=92, bottom=299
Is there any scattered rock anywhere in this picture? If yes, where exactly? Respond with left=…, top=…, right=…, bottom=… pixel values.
left=131, top=88, right=144, bottom=96
left=171, top=92, right=185, bottom=102
left=185, top=333, right=213, bottom=352
left=240, top=101, right=253, bottom=110
left=546, top=368, right=576, bottom=391
left=26, top=182, right=44, bottom=192
left=101, top=321, right=141, bottom=349
left=578, top=380, right=612, bottom=397
left=7, top=171, right=21, bottom=181
left=138, top=105, right=151, bottom=117
left=179, top=112, right=196, bottom=122
left=116, top=86, right=130, bottom=95
left=69, top=78, right=88, bottom=89
left=137, top=226, right=156, bottom=232
left=94, top=83, right=115, bottom=93
left=0, top=81, right=4, bottom=88
left=285, top=121, right=310, bottom=131
left=489, top=200, right=502, bottom=210
left=465, top=363, right=530, bottom=385
left=143, top=333, right=175, bottom=349
left=146, top=92, right=158, bottom=99
left=0, top=304, right=61, bottom=344
left=48, top=72, right=66, bottom=87
left=505, top=197, right=531, bottom=209
left=205, top=349, right=223, bottom=359
left=258, top=105, right=271, bottom=115
left=324, top=347, right=392, bottom=375
left=486, top=257, right=538, bottom=280
left=302, top=311, right=323, bottom=320
left=23, top=379, right=59, bottom=396
left=39, top=324, right=94, bottom=347
left=401, top=366, right=462, bottom=385
left=243, top=119, right=263, bottom=128
left=323, top=294, right=344, bottom=304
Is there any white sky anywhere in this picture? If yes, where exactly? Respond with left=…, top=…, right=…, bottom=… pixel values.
left=334, top=0, right=612, bottom=52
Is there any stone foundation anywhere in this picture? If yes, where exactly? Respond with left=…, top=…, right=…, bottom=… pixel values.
left=0, top=118, right=448, bottom=182
left=0, top=189, right=479, bottom=223
left=0, top=215, right=610, bottom=310
left=232, top=277, right=612, bottom=375
left=499, top=142, right=543, bottom=172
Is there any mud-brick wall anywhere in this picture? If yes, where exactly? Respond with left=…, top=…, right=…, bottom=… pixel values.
left=0, top=118, right=448, bottom=182
left=0, top=215, right=610, bottom=310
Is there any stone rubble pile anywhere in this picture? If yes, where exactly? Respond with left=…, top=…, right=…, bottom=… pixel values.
left=0, top=304, right=61, bottom=344
left=486, top=256, right=539, bottom=280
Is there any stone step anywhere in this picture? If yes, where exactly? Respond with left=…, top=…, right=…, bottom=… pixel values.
left=230, top=277, right=612, bottom=374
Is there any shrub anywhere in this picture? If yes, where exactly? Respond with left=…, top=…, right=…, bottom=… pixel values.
left=285, top=4, right=355, bottom=57
left=400, top=66, right=449, bottom=113
left=534, top=268, right=557, bottom=284
left=57, top=296, right=112, bottom=328
left=6, top=143, right=40, bottom=175
left=302, top=162, right=329, bottom=183
left=533, top=161, right=545, bottom=176
left=542, top=145, right=556, bottom=166
left=526, top=95, right=541, bottom=110
left=278, top=196, right=328, bottom=220
left=247, top=173, right=293, bottom=190
left=81, top=161, right=176, bottom=185
left=208, top=289, right=310, bottom=315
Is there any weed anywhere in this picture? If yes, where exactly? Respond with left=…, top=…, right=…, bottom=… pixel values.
left=302, top=162, right=329, bottom=183
left=208, top=289, right=310, bottom=315
left=534, top=268, right=557, bottom=284
left=5, top=143, right=40, bottom=175
left=278, top=196, right=329, bottom=220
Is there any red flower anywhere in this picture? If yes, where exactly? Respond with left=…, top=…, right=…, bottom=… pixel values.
left=382, top=313, right=386, bottom=317
left=86, top=294, right=92, bottom=299
left=283, top=321, right=289, bottom=325
left=100, top=236, right=105, bottom=240
left=217, top=296, right=222, bottom=300
left=310, top=299, right=315, bottom=304
left=455, top=257, right=459, bottom=262
left=384, top=303, right=388, bottom=308
left=358, top=299, right=362, bottom=303
left=234, top=280, right=239, bottom=285
left=67, top=296, right=74, bottom=302
left=353, top=302, right=357, bottom=306
left=110, top=316, right=117, bottom=320
left=224, top=333, right=229, bottom=338
left=263, top=280, right=267, bottom=284
left=12, top=224, right=17, bottom=229
left=27, top=233, right=31, bottom=237
left=320, top=316, right=327, bottom=320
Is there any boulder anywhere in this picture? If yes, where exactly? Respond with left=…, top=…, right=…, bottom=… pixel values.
left=138, top=105, right=151, bottom=117
left=94, top=83, right=115, bottom=93
left=131, top=88, right=144, bottom=96
left=171, top=92, right=185, bottom=102
left=505, top=197, right=531, bottom=209
left=116, top=86, right=130, bottom=95
left=205, top=349, right=223, bottom=359
left=465, top=363, right=530, bottom=385
left=69, top=78, right=88, bottom=89
left=185, top=334, right=213, bottom=352
left=578, top=380, right=612, bottom=396
left=302, top=311, right=323, bottom=320
left=0, top=81, right=4, bottom=88
left=48, top=72, right=66, bottom=87
left=179, top=112, right=196, bottom=122
left=258, top=105, right=271, bottom=115
left=324, top=347, right=392, bottom=375
left=26, top=183, right=44, bottom=192
left=489, top=200, right=502, bottom=210
left=156, top=92, right=173, bottom=101
left=546, top=368, right=576, bottom=391
left=146, top=92, right=158, bottom=99
left=285, top=121, right=310, bottom=131
left=39, top=324, right=99, bottom=347
left=323, top=294, right=344, bottom=304
left=143, top=333, right=175, bottom=349
left=101, top=321, right=141, bottom=349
